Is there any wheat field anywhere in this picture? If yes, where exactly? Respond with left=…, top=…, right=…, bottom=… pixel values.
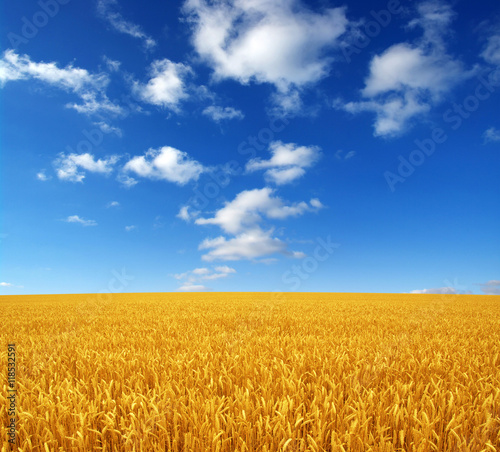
left=1, top=292, right=499, bottom=451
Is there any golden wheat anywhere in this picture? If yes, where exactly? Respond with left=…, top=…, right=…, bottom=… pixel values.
left=1, top=293, right=499, bottom=451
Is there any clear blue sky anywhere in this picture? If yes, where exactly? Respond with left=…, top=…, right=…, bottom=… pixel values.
left=1, top=0, right=499, bottom=295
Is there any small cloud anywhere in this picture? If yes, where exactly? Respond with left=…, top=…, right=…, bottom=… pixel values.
left=177, top=205, right=199, bottom=222
left=133, top=59, right=191, bottom=110
left=483, top=127, right=500, bottom=144
left=409, top=287, right=471, bottom=294
left=36, top=170, right=51, bottom=181
left=202, top=105, right=244, bottom=122
left=117, top=173, right=138, bottom=188
left=479, top=280, right=500, bottom=295
left=107, top=201, right=120, bottom=208
left=172, top=265, right=237, bottom=290
left=178, top=284, right=210, bottom=292
left=97, top=0, right=157, bottom=50
left=125, top=225, right=136, bottom=231
left=94, top=121, right=122, bottom=137
left=102, top=56, right=121, bottom=72
left=1, top=281, right=23, bottom=288
left=54, top=153, right=119, bottom=183
left=310, top=198, right=323, bottom=209
left=64, top=215, right=97, bottom=227
left=124, top=146, right=204, bottom=185
left=246, top=141, right=321, bottom=185
left=214, top=265, right=236, bottom=274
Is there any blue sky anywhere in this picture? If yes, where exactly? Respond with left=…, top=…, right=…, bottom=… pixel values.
left=1, top=0, right=499, bottom=295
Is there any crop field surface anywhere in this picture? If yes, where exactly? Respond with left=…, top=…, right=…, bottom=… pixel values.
left=1, top=293, right=499, bottom=451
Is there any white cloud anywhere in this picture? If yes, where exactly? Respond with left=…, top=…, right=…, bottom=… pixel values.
left=310, top=198, right=323, bottom=209
left=202, top=105, right=244, bottom=122
left=246, top=141, right=320, bottom=185
left=178, top=284, right=210, bottom=291
left=102, top=56, right=122, bottom=72
left=192, top=267, right=211, bottom=275
left=0, top=50, right=121, bottom=116
left=125, top=225, right=136, bottom=231
left=183, top=0, right=348, bottom=109
left=37, top=171, right=51, bottom=181
left=97, top=0, right=156, bottom=50
left=410, top=287, right=471, bottom=294
left=134, top=59, right=192, bottom=110
left=124, top=146, right=204, bottom=185
left=339, top=1, right=471, bottom=137
left=481, top=34, right=500, bottom=66
left=194, top=188, right=320, bottom=261
left=0, top=282, right=13, bottom=287
left=94, top=121, right=122, bottom=137
left=483, top=127, right=500, bottom=144
left=107, top=201, right=120, bottom=208
left=199, top=228, right=294, bottom=261
left=54, top=153, right=119, bottom=182
left=67, top=92, right=124, bottom=115
left=173, top=265, right=236, bottom=290
left=479, top=280, right=500, bottom=295
left=177, top=205, right=200, bottom=222
left=117, top=173, right=138, bottom=188
left=195, top=187, right=321, bottom=234
left=64, top=215, right=97, bottom=227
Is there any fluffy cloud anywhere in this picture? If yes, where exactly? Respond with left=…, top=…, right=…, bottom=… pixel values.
left=173, top=265, right=236, bottom=290
left=183, top=0, right=348, bottom=108
left=107, top=201, right=120, bottom=208
left=64, top=215, right=97, bottom=227
left=202, top=105, right=244, bottom=122
left=194, top=188, right=321, bottom=261
left=340, top=1, right=471, bottom=136
left=124, top=146, right=204, bottom=185
left=479, top=280, right=500, bottom=295
left=0, top=282, right=13, bottom=287
left=483, top=127, right=500, bottom=143
left=199, top=228, right=289, bottom=261
left=134, top=59, right=192, bottom=110
left=54, top=153, right=119, bottom=182
left=195, top=187, right=321, bottom=234
left=97, top=0, right=156, bottom=50
left=246, top=141, right=320, bottom=185
left=0, top=50, right=121, bottom=115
